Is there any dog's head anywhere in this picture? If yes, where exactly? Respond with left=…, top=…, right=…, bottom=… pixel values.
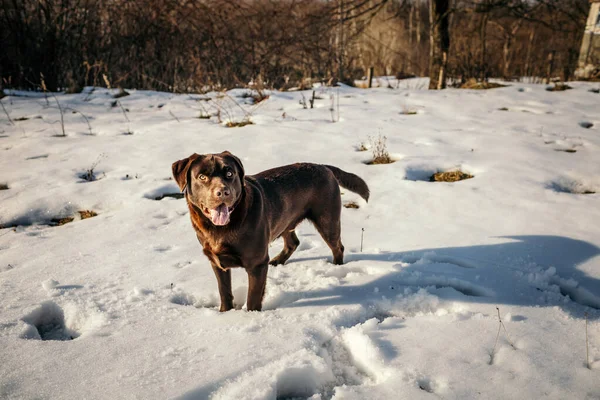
left=172, top=151, right=245, bottom=226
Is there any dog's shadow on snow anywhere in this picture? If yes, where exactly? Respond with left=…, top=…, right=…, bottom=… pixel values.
left=284, top=235, right=600, bottom=319
left=177, top=235, right=599, bottom=400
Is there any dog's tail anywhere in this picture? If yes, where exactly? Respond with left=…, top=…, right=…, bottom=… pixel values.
left=324, top=165, right=370, bottom=202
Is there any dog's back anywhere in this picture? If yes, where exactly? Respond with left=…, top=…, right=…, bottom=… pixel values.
left=252, top=163, right=369, bottom=242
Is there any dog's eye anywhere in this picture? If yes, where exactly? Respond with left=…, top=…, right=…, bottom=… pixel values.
left=198, top=174, right=207, bottom=181
left=226, top=171, right=233, bottom=178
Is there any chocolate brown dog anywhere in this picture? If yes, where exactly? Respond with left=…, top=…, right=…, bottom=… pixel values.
left=172, top=151, right=369, bottom=311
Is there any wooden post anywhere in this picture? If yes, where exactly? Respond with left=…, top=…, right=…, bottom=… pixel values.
left=367, top=67, right=374, bottom=88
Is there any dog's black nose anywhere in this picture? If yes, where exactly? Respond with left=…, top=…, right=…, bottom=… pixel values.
left=215, top=187, right=231, bottom=198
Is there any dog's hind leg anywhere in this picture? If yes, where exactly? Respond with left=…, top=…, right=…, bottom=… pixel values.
left=311, top=212, right=344, bottom=265
left=269, top=230, right=300, bottom=266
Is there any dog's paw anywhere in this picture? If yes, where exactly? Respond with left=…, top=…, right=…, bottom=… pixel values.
left=269, top=258, right=284, bottom=266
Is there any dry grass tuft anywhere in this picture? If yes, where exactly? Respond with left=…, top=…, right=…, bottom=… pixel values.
left=51, top=216, right=74, bottom=226
left=546, top=83, right=572, bottom=92
left=50, top=210, right=97, bottom=226
left=365, top=134, right=394, bottom=165
left=240, top=90, right=269, bottom=104
left=80, top=154, right=106, bottom=181
left=459, top=79, right=506, bottom=90
left=368, top=156, right=394, bottom=165
left=113, top=88, right=130, bottom=98
left=343, top=201, right=360, bottom=209
left=356, top=142, right=369, bottom=152
left=400, top=104, right=418, bottom=115
left=154, top=193, right=184, bottom=200
left=430, top=171, right=474, bottom=182
left=78, top=210, right=98, bottom=219
left=226, top=120, right=254, bottom=128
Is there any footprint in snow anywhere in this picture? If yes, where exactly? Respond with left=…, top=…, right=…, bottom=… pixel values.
left=297, top=239, right=318, bottom=251
left=169, top=291, right=196, bottom=306
left=172, top=261, right=192, bottom=269
left=417, top=376, right=446, bottom=394
left=153, top=245, right=173, bottom=253
left=19, top=300, right=105, bottom=341
left=170, top=290, right=220, bottom=309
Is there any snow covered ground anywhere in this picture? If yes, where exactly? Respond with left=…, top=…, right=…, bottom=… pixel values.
left=1, top=79, right=599, bottom=399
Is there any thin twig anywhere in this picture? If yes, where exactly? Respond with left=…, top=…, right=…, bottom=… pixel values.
left=169, top=110, right=180, bottom=122
left=0, top=99, right=14, bottom=125
left=490, top=306, right=516, bottom=365
left=360, top=228, right=365, bottom=252
left=48, top=92, right=66, bottom=137
left=76, top=110, right=93, bottom=135
left=40, top=74, right=50, bottom=107
left=117, top=100, right=130, bottom=122
left=300, top=93, right=307, bottom=109
left=117, top=99, right=132, bottom=133
left=490, top=314, right=502, bottom=365
left=336, top=88, right=340, bottom=122
left=497, top=307, right=516, bottom=350
left=585, top=312, right=590, bottom=369
left=39, top=104, right=93, bottom=135
left=329, top=93, right=335, bottom=122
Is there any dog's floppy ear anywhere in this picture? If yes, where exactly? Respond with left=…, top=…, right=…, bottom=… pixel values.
left=220, top=151, right=245, bottom=181
left=172, top=153, right=201, bottom=192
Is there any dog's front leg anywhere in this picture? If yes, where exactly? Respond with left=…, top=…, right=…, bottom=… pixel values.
left=211, top=263, right=234, bottom=312
left=246, top=262, right=268, bottom=311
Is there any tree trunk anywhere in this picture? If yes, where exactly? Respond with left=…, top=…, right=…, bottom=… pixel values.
left=479, top=13, right=488, bottom=82
left=428, top=0, right=450, bottom=90
left=338, top=0, right=344, bottom=83
left=524, top=27, right=535, bottom=78
left=409, top=4, right=414, bottom=48
left=501, top=20, right=523, bottom=81
left=416, top=2, right=422, bottom=74
left=545, top=50, right=555, bottom=84
left=502, top=36, right=512, bottom=79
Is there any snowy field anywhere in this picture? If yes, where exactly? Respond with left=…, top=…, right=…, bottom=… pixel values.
left=1, top=79, right=599, bottom=399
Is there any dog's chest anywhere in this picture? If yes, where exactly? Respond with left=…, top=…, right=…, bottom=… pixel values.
left=201, top=236, right=227, bottom=256
left=199, top=234, right=244, bottom=269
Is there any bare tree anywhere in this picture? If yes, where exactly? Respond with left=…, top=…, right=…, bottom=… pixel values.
left=0, top=0, right=589, bottom=92
left=428, top=0, right=451, bottom=89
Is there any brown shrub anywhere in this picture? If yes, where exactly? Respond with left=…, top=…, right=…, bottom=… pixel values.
left=430, top=171, right=473, bottom=182
left=78, top=210, right=98, bottom=219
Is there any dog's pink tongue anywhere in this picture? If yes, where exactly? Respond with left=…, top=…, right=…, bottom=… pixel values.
left=210, top=204, right=230, bottom=226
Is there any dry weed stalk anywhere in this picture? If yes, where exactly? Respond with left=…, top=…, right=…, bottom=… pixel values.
left=42, top=74, right=66, bottom=137
left=489, top=307, right=516, bottom=365
left=368, top=134, right=393, bottom=164
left=0, top=98, right=13, bottom=125
left=585, top=312, right=590, bottom=369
